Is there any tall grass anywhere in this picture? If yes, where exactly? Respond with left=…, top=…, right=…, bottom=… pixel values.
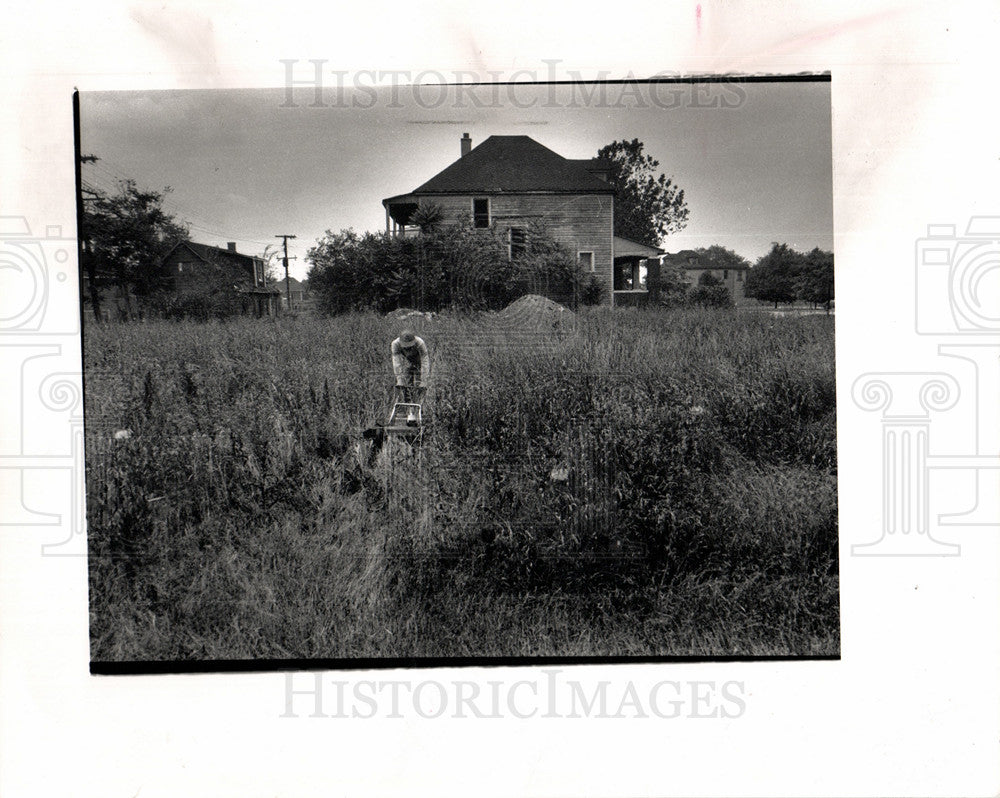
left=85, top=308, right=838, bottom=660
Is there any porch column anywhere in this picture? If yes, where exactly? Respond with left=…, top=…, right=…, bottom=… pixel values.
left=647, top=259, right=661, bottom=304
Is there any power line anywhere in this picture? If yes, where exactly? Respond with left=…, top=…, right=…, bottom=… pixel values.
left=92, top=156, right=267, bottom=241
left=82, top=155, right=278, bottom=250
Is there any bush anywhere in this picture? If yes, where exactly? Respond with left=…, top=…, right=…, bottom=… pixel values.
left=307, top=219, right=589, bottom=314
left=580, top=275, right=604, bottom=305
left=688, top=283, right=734, bottom=308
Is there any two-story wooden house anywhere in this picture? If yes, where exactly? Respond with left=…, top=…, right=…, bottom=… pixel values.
left=160, top=241, right=281, bottom=316
left=382, top=134, right=618, bottom=304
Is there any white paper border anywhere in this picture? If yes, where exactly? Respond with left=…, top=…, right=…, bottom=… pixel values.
left=2, top=3, right=998, bottom=797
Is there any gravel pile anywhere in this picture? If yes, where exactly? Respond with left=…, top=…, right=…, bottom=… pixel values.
left=497, top=294, right=574, bottom=330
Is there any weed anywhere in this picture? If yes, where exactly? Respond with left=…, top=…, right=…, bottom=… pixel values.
left=85, top=308, right=838, bottom=659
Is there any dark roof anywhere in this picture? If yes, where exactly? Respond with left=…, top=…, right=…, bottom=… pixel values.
left=164, top=241, right=262, bottom=265
left=568, top=157, right=612, bottom=173
left=662, top=249, right=749, bottom=269
left=407, top=136, right=615, bottom=195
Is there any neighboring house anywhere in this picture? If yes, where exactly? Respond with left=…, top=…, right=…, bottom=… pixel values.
left=161, top=241, right=281, bottom=316
left=382, top=134, right=617, bottom=304
left=658, top=249, right=749, bottom=304
left=277, top=276, right=310, bottom=310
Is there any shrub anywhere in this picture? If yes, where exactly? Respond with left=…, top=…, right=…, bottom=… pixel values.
left=580, top=275, right=604, bottom=305
left=688, top=283, right=734, bottom=308
left=308, top=219, right=590, bottom=314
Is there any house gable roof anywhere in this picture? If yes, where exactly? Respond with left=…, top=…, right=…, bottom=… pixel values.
left=163, top=241, right=262, bottom=266
left=408, top=136, right=615, bottom=195
left=614, top=235, right=663, bottom=259
left=661, top=249, right=749, bottom=270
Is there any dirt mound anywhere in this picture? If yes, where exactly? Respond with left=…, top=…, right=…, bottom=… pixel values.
left=498, top=294, right=574, bottom=328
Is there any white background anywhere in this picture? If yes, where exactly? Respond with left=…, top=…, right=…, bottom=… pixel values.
left=2, top=1, right=999, bottom=796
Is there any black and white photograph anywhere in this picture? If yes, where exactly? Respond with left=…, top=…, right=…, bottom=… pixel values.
left=79, top=77, right=837, bottom=666
left=5, top=4, right=999, bottom=795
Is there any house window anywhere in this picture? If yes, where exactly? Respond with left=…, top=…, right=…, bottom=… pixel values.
left=509, top=227, right=527, bottom=260
left=578, top=251, right=594, bottom=273
left=473, top=198, right=490, bottom=228
left=723, top=269, right=729, bottom=280
left=737, top=271, right=743, bottom=282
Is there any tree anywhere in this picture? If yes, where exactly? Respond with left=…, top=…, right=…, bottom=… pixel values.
left=795, top=247, right=834, bottom=311
left=689, top=271, right=734, bottom=308
left=654, top=262, right=690, bottom=306
left=745, top=243, right=803, bottom=308
left=409, top=201, right=445, bottom=234
left=307, top=219, right=587, bottom=314
left=259, top=244, right=282, bottom=284
left=82, top=178, right=189, bottom=313
left=692, top=245, right=751, bottom=273
left=597, top=138, right=688, bottom=248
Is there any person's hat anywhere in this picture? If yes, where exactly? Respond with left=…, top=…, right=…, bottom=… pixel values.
left=399, top=329, right=417, bottom=348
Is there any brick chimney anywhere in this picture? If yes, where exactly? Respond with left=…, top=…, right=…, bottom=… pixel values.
left=461, top=132, right=472, bottom=157
left=227, top=242, right=237, bottom=252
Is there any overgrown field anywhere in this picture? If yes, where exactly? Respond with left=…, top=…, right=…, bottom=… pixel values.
left=85, top=308, right=838, bottom=661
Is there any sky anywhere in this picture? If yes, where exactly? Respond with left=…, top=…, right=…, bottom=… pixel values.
left=80, top=80, right=832, bottom=281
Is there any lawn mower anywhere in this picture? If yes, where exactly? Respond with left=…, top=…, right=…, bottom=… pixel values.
left=359, top=386, right=425, bottom=467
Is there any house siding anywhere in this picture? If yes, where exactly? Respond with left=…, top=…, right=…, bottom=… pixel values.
left=160, top=243, right=275, bottom=316
left=164, top=246, right=261, bottom=292
left=425, top=193, right=614, bottom=304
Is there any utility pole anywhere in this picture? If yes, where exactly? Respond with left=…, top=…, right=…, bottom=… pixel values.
left=275, top=234, right=296, bottom=311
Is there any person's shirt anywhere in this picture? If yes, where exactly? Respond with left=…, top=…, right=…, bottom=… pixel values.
left=391, top=336, right=430, bottom=385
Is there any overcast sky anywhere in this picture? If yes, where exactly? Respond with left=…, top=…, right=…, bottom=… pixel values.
left=80, top=80, right=832, bottom=281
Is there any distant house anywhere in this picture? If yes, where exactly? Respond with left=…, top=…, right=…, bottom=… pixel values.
left=161, top=241, right=281, bottom=316
left=382, top=134, right=618, bottom=304
left=277, top=276, right=310, bottom=310
left=658, top=249, right=749, bottom=304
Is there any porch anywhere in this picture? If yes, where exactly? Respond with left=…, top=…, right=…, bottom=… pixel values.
left=612, top=235, right=663, bottom=307
left=383, top=193, right=420, bottom=238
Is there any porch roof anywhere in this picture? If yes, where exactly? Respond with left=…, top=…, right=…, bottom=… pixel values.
left=613, top=236, right=663, bottom=259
